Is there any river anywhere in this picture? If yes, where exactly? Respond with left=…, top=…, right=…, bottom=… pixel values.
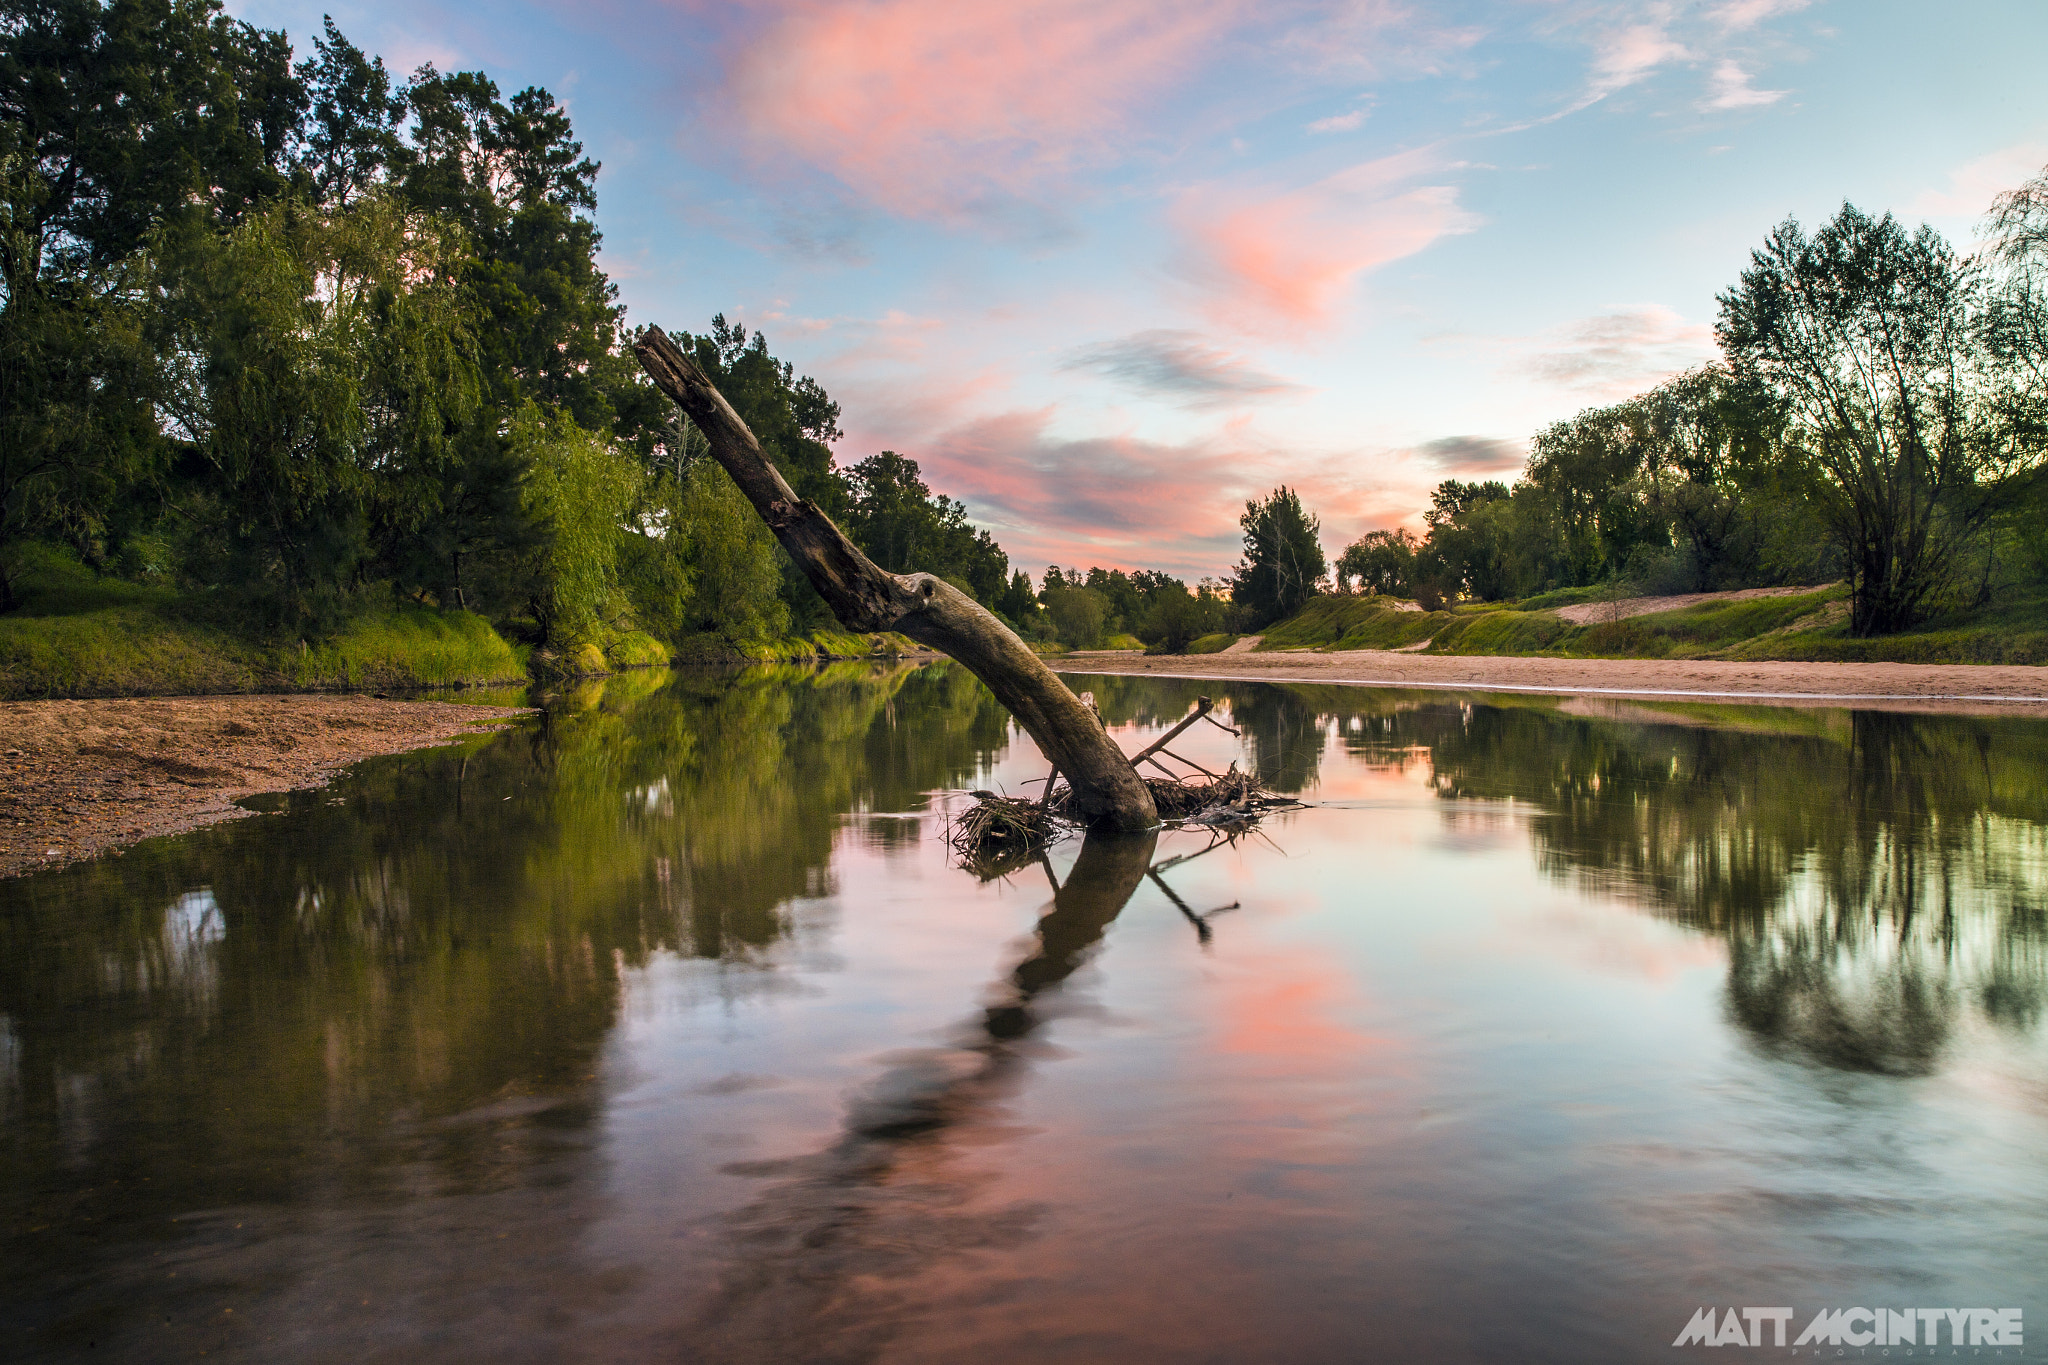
left=4, top=662, right=2044, bottom=1362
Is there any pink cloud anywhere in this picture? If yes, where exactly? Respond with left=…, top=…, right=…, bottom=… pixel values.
left=1698, top=58, right=1785, bottom=111
left=1913, top=140, right=2048, bottom=220
left=832, top=403, right=1437, bottom=579
left=717, top=0, right=1250, bottom=220
left=1706, top=0, right=1811, bottom=33
left=1178, top=147, right=1478, bottom=329
left=1586, top=20, right=1689, bottom=98
left=913, top=409, right=1252, bottom=575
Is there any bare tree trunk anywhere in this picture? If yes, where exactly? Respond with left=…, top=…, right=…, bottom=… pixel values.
left=633, top=327, right=1157, bottom=833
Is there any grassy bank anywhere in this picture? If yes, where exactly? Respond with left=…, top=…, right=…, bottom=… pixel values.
left=0, top=549, right=961, bottom=699
left=0, top=548, right=517, bottom=700
left=666, top=628, right=927, bottom=664
left=1248, top=584, right=2048, bottom=666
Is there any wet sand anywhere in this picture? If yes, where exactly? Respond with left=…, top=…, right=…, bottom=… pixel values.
left=1053, top=649, right=2048, bottom=712
left=0, top=695, right=528, bottom=878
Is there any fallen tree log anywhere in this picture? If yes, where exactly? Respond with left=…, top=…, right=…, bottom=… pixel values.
left=633, top=326, right=1157, bottom=833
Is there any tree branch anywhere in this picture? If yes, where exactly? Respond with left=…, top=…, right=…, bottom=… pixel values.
left=632, top=325, right=1157, bottom=833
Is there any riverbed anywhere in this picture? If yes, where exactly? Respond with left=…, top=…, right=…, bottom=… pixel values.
left=4, top=662, right=2044, bottom=1362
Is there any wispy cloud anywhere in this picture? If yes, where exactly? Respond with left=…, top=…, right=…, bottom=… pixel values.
left=1699, top=59, right=1785, bottom=110
left=1418, top=434, right=1523, bottom=475
left=1515, top=305, right=1717, bottom=400
left=1706, top=0, right=1811, bottom=33
left=1062, top=330, right=1305, bottom=405
left=1586, top=18, right=1689, bottom=100
left=1912, top=139, right=2048, bottom=220
left=715, top=0, right=1250, bottom=222
left=1306, top=98, right=1375, bottom=134
left=1177, top=145, right=1479, bottom=329
left=1511, top=1, right=1805, bottom=128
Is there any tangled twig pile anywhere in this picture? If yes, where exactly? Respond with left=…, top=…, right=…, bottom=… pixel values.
left=948, top=697, right=1301, bottom=868
left=946, top=793, right=1070, bottom=877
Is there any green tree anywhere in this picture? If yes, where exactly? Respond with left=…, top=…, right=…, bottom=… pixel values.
left=1042, top=582, right=1107, bottom=647
left=512, top=403, right=640, bottom=649
left=1717, top=204, right=2033, bottom=634
left=152, top=196, right=478, bottom=619
left=843, top=448, right=1007, bottom=601
left=1521, top=404, right=1669, bottom=587
left=391, top=63, right=651, bottom=445
left=1231, top=485, right=1327, bottom=627
left=294, top=16, right=405, bottom=208
left=1133, top=579, right=1233, bottom=652
left=1334, top=528, right=1417, bottom=597
left=1418, top=479, right=1511, bottom=602
left=664, top=316, right=851, bottom=632
left=624, top=412, right=788, bottom=646
left=1981, top=161, right=2048, bottom=586
left=995, top=568, right=1042, bottom=629
left=0, top=0, right=303, bottom=601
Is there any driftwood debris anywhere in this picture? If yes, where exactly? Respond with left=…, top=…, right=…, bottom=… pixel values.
left=948, top=695, right=1300, bottom=867
left=948, top=794, right=1070, bottom=879
left=633, top=327, right=1156, bottom=834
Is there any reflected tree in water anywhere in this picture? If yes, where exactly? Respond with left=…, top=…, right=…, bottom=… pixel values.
left=0, top=660, right=1012, bottom=1353
left=1346, top=696, right=2048, bottom=1076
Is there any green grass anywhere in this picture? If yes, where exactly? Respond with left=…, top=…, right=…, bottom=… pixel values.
left=1724, top=588, right=2048, bottom=665
left=668, top=629, right=924, bottom=664
left=294, top=606, right=529, bottom=689
left=1248, top=582, right=2048, bottom=666
left=604, top=630, right=671, bottom=669
left=1430, top=609, right=1574, bottom=654
left=1512, top=585, right=1609, bottom=612
left=1256, top=596, right=1410, bottom=649
left=1185, top=633, right=1240, bottom=654
left=1102, top=633, right=1145, bottom=651
left=0, top=545, right=528, bottom=699
left=0, top=603, right=269, bottom=698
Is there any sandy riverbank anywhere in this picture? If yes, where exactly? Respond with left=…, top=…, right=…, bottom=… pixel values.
left=1052, top=649, right=2048, bottom=711
left=0, top=695, right=528, bottom=878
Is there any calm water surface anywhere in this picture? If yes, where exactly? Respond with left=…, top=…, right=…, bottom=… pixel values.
left=4, top=664, right=2045, bottom=1362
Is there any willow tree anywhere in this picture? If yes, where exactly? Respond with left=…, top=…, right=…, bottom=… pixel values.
left=1716, top=204, right=2032, bottom=635
left=633, top=327, right=1157, bottom=833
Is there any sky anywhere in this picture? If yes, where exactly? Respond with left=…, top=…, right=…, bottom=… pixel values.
left=229, top=0, right=2048, bottom=582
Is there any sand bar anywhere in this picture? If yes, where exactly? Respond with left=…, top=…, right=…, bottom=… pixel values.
left=1053, top=649, right=2048, bottom=712
left=0, top=695, right=528, bottom=879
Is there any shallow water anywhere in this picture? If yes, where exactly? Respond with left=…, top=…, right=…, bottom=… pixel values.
left=4, top=663, right=2045, bottom=1363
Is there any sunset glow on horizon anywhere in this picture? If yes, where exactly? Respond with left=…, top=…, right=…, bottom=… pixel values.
left=232, top=0, right=2048, bottom=580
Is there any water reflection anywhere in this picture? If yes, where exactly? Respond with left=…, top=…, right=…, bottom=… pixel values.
left=0, top=660, right=1009, bottom=1357
left=1, top=665, right=2044, bottom=1361
left=1073, top=675, right=2048, bottom=1075
left=682, top=832, right=1157, bottom=1364
left=1317, top=690, right=2048, bottom=1075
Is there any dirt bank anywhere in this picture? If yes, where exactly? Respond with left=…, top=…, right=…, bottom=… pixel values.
left=1053, top=650, right=2048, bottom=711
left=0, top=695, right=528, bottom=879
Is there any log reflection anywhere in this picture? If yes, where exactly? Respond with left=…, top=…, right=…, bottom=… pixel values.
left=680, top=830, right=1158, bottom=1365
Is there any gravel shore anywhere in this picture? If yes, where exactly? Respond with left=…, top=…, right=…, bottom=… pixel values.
left=0, top=694, right=528, bottom=878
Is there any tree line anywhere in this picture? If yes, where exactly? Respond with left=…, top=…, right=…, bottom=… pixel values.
left=20, top=6, right=2032, bottom=659
left=1328, top=191, right=2048, bottom=636
left=0, top=1, right=1106, bottom=659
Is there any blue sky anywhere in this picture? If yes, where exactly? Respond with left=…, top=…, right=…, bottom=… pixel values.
left=229, top=0, right=2048, bottom=579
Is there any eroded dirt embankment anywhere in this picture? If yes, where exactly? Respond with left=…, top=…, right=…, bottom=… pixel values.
left=0, top=695, right=528, bottom=878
